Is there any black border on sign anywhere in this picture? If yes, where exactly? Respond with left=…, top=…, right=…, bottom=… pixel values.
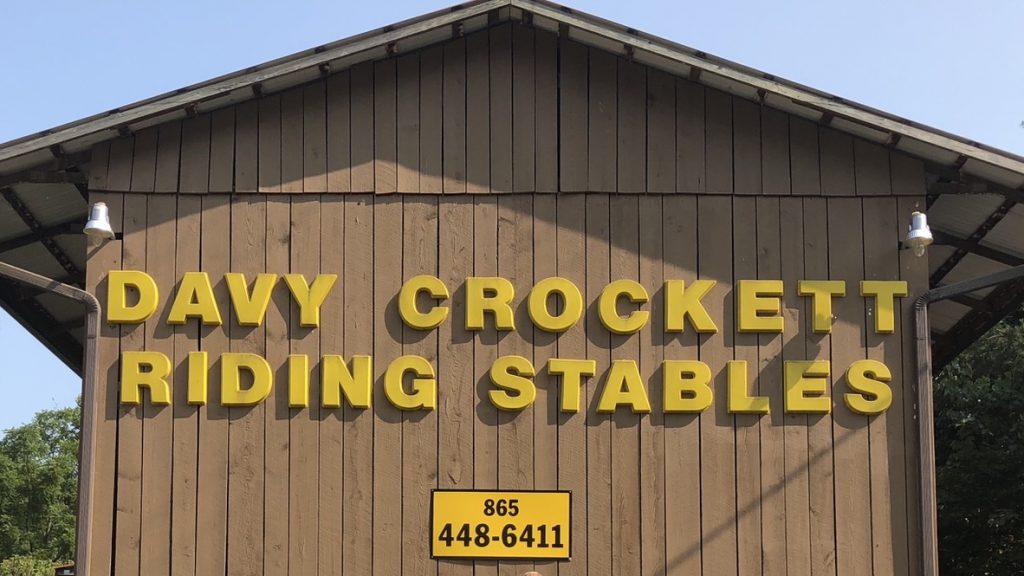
left=429, top=489, right=573, bottom=561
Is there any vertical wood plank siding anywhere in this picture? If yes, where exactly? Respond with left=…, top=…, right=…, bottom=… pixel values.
left=319, top=196, right=344, bottom=576
left=171, top=195, right=200, bottom=576
left=662, top=194, right=700, bottom=574
left=140, top=194, right=175, bottom=575
left=342, top=195, right=374, bottom=575
left=438, top=196, right=475, bottom=576
left=780, top=196, right=811, bottom=575
left=227, top=195, right=266, bottom=576
left=87, top=25, right=929, bottom=576
left=555, top=194, right=587, bottom=576
left=403, top=197, right=439, bottom=575
left=195, top=195, right=230, bottom=576
left=264, top=197, right=290, bottom=574
left=472, top=196, right=499, bottom=576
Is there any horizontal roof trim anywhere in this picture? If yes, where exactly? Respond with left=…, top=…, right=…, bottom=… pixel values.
left=1, top=0, right=1023, bottom=184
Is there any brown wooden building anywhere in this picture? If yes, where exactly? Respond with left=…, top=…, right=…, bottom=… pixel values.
left=2, top=2, right=1024, bottom=575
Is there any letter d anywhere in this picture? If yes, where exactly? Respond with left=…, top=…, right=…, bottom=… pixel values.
left=107, top=270, right=159, bottom=323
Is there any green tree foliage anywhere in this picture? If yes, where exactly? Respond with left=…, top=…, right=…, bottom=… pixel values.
left=0, top=402, right=79, bottom=566
left=0, top=555, right=54, bottom=576
left=936, top=309, right=1024, bottom=574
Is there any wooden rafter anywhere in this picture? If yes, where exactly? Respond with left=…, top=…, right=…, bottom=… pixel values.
left=925, top=163, right=1022, bottom=290
left=931, top=228, right=1024, bottom=268
left=0, top=187, right=84, bottom=286
left=926, top=161, right=1024, bottom=204
left=933, top=278, right=1024, bottom=371
left=0, top=170, right=86, bottom=188
left=946, top=291, right=988, bottom=311
left=0, top=220, right=81, bottom=254
left=929, top=198, right=1016, bottom=287
left=0, top=279, right=82, bottom=372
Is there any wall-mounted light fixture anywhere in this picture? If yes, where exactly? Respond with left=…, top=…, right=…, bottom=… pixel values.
left=905, top=211, right=933, bottom=257
left=83, top=201, right=115, bottom=241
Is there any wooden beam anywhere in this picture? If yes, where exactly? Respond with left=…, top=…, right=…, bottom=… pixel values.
left=926, top=162, right=1024, bottom=204
left=0, top=149, right=91, bottom=176
left=932, top=228, right=1024, bottom=267
left=68, top=167, right=90, bottom=200
left=928, top=180, right=1024, bottom=205
left=0, top=169, right=87, bottom=188
left=947, top=291, right=989, bottom=312
left=929, top=198, right=1016, bottom=287
left=0, top=220, right=81, bottom=254
left=0, top=279, right=82, bottom=373
left=0, top=187, right=83, bottom=285
left=932, top=278, right=1024, bottom=371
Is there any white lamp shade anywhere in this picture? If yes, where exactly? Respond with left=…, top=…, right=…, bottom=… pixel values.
left=905, top=211, right=933, bottom=257
left=84, top=201, right=115, bottom=240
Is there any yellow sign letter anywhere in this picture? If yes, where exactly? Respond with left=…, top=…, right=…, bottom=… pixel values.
left=322, top=355, right=373, bottom=409
left=664, top=279, right=718, bottom=333
left=288, top=354, right=310, bottom=408
left=663, top=360, right=713, bottom=413
left=860, top=280, right=908, bottom=333
left=727, top=360, right=769, bottom=414
left=784, top=360, right=831, bottom=413
left=598, top=280, right=650, bottom=335
left=385, top=355, right=437, bottom=410
left=489, top=355, right=537, bottom=411
left=465, top=277, right=516, bottom=331
left=597, top=360, right=651, bottom=413
left=737, top=280, right=784, bottom=333
left=121, top=351, right=172, bottom=405
left=845, top=359, right=892, bottom=415
left=283, top=273, right=338, bottom=328
left=528, top=277, right=584, bottom=333
left=225, top=273, right=277, bottom=326
left=398, top=275, right=450, bottom=330
left=221, top=353, right=273, bottom=406
left=168, top=272, right=223, bottom=326
left=798, top=280, right=845, bottom=333
left=547, top=358, right=596, bottom=413
left=187, top=351, right=208, bottom=405
left=107, top=270, right=159, bottom=324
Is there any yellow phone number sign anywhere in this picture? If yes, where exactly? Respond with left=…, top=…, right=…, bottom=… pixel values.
left=431, top=490, right=571, bottom=560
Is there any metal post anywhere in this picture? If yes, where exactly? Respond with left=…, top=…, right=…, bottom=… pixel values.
left=915, top=264, right=1024, bottom=576
left=0, top=261, right=101, bottom=576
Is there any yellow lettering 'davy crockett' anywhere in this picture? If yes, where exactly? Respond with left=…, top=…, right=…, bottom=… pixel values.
left=120, top=351, right=893, bottom=417
left=106, top=271, right=907, bottom=335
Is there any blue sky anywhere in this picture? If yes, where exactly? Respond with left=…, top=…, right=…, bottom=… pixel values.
left=1, top=0, right=1021, bottom=431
